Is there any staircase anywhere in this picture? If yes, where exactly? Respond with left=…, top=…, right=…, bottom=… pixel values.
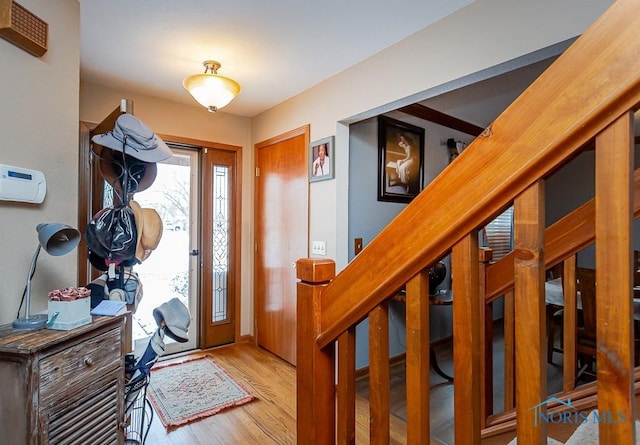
left=296, top=0, right=640, bottom=443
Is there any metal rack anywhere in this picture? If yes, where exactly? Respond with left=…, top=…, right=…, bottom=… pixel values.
left=124, top=356, right=153, bottom=444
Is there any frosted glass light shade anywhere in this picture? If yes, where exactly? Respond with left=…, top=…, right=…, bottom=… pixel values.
left=183, top=72, right=241, bottom=113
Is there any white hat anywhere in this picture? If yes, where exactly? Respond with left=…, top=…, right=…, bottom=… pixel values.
left=92, top=114, right=172, bottom=163
left=153, top=298, right=191, bottom=343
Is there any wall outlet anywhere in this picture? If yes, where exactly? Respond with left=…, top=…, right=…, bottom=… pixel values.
left=312, top=240, right=326, bottom=256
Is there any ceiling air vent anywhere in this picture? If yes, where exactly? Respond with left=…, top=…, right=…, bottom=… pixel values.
left=0, top=0, right=47, bottom=57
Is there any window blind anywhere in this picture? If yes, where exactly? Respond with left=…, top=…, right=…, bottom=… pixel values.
left=484, top=206, right=514, bottom=261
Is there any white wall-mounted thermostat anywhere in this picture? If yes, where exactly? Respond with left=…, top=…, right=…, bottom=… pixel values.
left=0, top=164, right=46, bottom=204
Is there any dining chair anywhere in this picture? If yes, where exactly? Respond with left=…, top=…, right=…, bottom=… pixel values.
left=575, top=267, right=597, bottom=380
left=545, top=263, right=565, bottom=364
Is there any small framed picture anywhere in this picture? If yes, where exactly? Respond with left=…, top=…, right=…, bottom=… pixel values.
left=378, top=116, right=425, bottom=203
left=309, top=136, right=334, bottom=182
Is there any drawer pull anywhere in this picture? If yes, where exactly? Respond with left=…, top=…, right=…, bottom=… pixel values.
left=84, top=358, right=94, bottom=366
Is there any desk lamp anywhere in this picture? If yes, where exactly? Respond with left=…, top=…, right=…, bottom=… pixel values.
left=13, top=223, right=81, bottom=330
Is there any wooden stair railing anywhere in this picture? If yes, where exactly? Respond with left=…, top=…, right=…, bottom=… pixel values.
left=473, top=163, right=640, bottom=431
left=496, top=115, right=636, bottom=443
left=486, top=168, right=640, bottom=303
left=297, top=0, right=640, bottom=443
left=316, top=0, right=640, bottom=353
left=481, top=167, right=640, bottom=436
left=476, top=165, right=640, bottom=435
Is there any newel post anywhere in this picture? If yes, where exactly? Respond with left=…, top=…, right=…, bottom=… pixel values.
left=297, top=258, right=336, bottom=444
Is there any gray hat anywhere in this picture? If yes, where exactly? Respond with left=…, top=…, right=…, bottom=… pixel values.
left=153, top=298, right=191, bottom=343
left=92, top=114, right=172, bottom=163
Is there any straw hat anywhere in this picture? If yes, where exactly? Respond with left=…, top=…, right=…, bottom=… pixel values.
left=129, top=200, right=163, bottom=263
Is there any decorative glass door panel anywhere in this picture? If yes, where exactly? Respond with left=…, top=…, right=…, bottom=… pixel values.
left=212, top=165, right=230, bottom=323
left=201, top=148, right=236, bottom=347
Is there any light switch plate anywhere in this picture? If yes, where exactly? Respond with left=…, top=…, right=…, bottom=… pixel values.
left=312, top=240, right=326, bottom=255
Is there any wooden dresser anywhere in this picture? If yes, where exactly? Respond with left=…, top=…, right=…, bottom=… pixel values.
left=0, top=316, right=126, bottom=444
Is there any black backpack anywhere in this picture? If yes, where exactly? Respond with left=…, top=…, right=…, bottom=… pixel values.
left=85, top=204, right=138, bottom=263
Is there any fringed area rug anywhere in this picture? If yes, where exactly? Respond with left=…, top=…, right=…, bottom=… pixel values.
left=147, top=355, right=255, bottom=429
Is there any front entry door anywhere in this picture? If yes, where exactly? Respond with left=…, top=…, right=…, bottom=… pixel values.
left=133, top=147, right=199, bottom=354
left=255, top=126, right=309, bottom=365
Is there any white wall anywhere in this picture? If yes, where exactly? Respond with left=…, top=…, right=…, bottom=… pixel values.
left=0, top=0, right=80, bottom=324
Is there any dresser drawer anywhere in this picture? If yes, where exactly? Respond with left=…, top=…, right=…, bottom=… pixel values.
left=42, top=370, right=121, bottom=445
left=39, top=327, right=121, bottom=405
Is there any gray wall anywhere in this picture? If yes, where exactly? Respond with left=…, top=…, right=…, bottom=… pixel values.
left=348, top=112, right=473, bottom=369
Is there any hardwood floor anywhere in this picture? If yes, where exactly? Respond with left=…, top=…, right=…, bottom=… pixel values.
left=137, top=340, right=559, bottom=444
left=138, top=336, right=635, bottom=444
left=141, top=342, right=415, bottom=444
left=143, top=342, right=297, bottom=444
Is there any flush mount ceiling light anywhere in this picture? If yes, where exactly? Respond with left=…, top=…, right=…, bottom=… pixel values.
left=183, top=60, right=241, bottom=113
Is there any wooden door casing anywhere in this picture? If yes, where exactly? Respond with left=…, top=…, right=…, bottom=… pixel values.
left=255, top=125, right=309, bottom=365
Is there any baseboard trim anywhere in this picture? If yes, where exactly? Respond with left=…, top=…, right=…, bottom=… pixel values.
left=355, top=352, right=408, bottom=379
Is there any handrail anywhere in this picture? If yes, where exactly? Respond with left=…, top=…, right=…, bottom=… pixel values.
left=317, top=0, right=640, bottom=349
left=485, top=168, right=640, bottom=302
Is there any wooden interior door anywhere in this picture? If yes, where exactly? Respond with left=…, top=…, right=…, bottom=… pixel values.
left=255, top=125, right=309, bottom=365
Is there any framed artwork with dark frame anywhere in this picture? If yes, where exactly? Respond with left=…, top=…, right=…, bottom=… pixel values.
left=378, top=115, right=425, bottom=203
left=309, top=136, right=334, bottom=182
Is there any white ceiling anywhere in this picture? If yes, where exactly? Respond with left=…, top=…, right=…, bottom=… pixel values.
left=79, top=0, right=474, bottom=118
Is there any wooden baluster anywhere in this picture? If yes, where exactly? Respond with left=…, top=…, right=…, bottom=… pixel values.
left=503, top=288, right=516, bottom=411
left=369, top=302, right=389, bottom=445
left=514, top=181, right=547, bottom=444
left=562, top=255, right=577, bottom=392
left=296, top=258, right=336, bottom=445
left=480, top=243, right=516, bottom=412
left=479, top=247, right=493, bottom=422
left=453, top=232, right=482, bottom=444
left=337, top=328, right=356, bottom=445
left=595, top=112, right=635, bottom=443
left=405, top=270, right=430, bottom=444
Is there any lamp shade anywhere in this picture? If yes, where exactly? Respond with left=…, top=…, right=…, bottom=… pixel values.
left=37, top=223, right=81, bottom=255
left=183, top=60, right=241, bottom=113
left=13, top=223, right=81, bottom=330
